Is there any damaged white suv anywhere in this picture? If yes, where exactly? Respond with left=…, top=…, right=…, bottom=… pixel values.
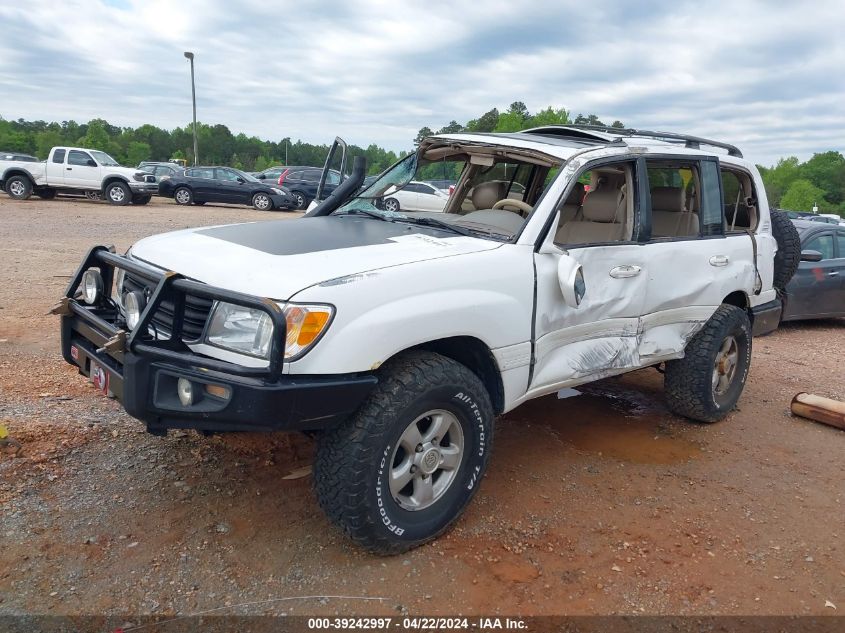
left=55, top=126, right=800, bottom=553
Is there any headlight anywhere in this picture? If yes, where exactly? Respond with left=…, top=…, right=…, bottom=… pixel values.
left=81, top=269, right=103, bottom=305
left=205, top=302, right=333, bottom=360
left=124, top=291, right=145, bottom=330
left=271, top=187, right=283, bottom=195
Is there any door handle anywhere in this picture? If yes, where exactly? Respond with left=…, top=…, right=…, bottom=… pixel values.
left=709, top=255, right=729, bottom=267
left=609, top=265, right=642, bottom=278
left=829, top=271, right=839, bottom=277
left=66, top=167, right=72, bottom=170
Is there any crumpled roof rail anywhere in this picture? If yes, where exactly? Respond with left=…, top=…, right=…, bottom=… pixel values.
left=522, top=125, right=743, bottom=158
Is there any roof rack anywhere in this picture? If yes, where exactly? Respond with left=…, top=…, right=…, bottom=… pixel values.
left=522, top=125, right=743, bottom=158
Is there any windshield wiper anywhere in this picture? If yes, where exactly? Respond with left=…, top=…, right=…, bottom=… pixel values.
left=397, top=216, right=475, bottom=237
left=336, top=208, right=394, bottom=222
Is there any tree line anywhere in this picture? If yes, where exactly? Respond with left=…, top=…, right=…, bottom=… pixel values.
left=2, top=105, right=842, bottom=216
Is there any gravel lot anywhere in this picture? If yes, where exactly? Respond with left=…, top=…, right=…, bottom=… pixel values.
left=1, top=195, right=843, bottom=618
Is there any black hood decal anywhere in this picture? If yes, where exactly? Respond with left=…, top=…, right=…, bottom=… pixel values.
left=198, top=216, right=443, bottom=256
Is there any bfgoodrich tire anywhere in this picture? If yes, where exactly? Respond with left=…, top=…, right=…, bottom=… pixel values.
left=314, top=351, right=494, bottom=554
left=664, top=304, right=752, bottom=423
left=770, top=209, right=801, bottom=292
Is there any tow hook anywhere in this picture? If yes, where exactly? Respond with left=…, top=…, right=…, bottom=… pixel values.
left=48, top=297, right=72, bottom=316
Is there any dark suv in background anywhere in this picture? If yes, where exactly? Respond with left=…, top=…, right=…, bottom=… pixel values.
left=253, top=165, right=342, bottom=209
left=138, top=161, right=184, bottom=184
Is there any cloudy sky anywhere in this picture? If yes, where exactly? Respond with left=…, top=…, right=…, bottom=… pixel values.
left=1, top=0, right=843, bottom=166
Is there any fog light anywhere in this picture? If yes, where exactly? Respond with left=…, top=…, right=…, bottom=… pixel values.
left=124, top=291, right=145, bottom=330
left=81, top=269, right=103, bottom=305
left=177, top=378, right=194, bottom=407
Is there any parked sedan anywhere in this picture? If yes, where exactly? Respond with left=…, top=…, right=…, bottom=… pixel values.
left=158, top=166, right=294, bottom=211
left=253, top=165, right=342, bottom=209
left=382, top=180, right=449, bottom=212
left=781, top=220, right=845, bottom=322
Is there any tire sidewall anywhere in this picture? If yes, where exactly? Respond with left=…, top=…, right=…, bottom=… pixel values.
left=710, top=311, right=752, bottom=413
left=370, top=385, right=491, bottom=545
left=253, top=193, right=272, bottom=210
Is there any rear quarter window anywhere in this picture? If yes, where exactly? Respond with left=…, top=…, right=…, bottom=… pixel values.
left=52, top=149, right=66, bottom=164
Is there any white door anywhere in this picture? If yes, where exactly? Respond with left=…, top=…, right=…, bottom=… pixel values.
left=530, top=241, right=648, bottom=394
left=65, top=149, right=101, bottom=188
left=417, top=184, right=447, bottom=211
left=45, top=148, right=68, bottom=185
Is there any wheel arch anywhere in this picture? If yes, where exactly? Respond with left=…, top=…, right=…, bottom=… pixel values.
left=2, top=168, right=36, bottom=186
left=722, top=290, right=753, bottom=323
left=395, top=336, right=505, bottom=415
left=101, top=175, right=130, bottom=193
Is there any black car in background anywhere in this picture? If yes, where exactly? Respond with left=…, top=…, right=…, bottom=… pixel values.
left=158, top=166, right=294, bottom=211
left=1, top=151, right=38, bottom=162
left=253, top=165, right=342, bottom=209
left=138, top=161, right=183, bottom=184
left=781, top=219, right=845, bottom=322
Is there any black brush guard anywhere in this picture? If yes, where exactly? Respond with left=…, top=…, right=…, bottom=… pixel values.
left=56, top=245, right=377, bottom=434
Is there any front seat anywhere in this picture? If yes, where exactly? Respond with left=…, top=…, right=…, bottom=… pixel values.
left=557, top=182, right=585, bottom=229
left=556, top=188, right=626, bottom=244
left=470, top=181, right=507, bottom=210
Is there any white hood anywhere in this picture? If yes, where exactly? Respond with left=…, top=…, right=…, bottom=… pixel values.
left=129, top=216, right=501, bottom=300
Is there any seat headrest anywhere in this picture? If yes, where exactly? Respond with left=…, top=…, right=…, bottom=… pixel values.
left=564, top=182, right=585, bottom=206
left=582, top=188, right=622, bottom=223
left=651, top=186, right=684, bottom=212
left=471, top=181, right=506, bottom=210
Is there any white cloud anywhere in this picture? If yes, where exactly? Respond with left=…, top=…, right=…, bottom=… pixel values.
left=0, top=0, right=843, bottom=165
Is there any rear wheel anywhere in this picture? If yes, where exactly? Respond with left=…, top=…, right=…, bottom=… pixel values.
left=314, top=351, right=494, bottom=554
left=6, top=176, right=32, bottom=200
left=174, top=187, right=193, bottom=205
left=105, top=181, right=131, bottom=206
left=252, top=192, right=273, bottom=211
left=664, top=304, right=752, bottom=423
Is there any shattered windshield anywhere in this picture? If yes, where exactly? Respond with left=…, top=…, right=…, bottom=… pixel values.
left=332, top=142, right=560, bottom=242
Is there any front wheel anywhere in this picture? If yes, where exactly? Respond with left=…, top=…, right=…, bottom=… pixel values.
left=314, top=351, right=494, bottom=554
left=291, top=191, right=307, bottom=210
left=174, top=187, right=193, bottom=205
left=664, top=304, right=752, bottom=423
left=105, top=181, right=131, bottom=206
left=252, top=192, right=274, bottom=211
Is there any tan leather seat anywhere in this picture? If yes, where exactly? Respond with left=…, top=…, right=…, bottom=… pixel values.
left=556, top=188, right=626, bottom=244
left=470, top=181, right=506, bottom=210
left=651, top=187, right=699, bottom=237
left=557, top=182, right=585, bottom=229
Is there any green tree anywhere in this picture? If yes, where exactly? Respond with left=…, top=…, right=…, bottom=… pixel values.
left=436, top=120, right=463, bottom=134
left=758, top=156, right=801, bottom=207
left=253, top=155, right=269, bottom=172
left=414, top=126, right=433, bottom=146
left=34, top=129, right=64, bottom=158
left=126, top=141, right=151, bottom=166
left=467, top=108, right=499, bottom=133
left=528, top=106, right=571, bottom=127
left=780, top=179, right=828, bottom=212
left=800, top=151, right=845, bottom=206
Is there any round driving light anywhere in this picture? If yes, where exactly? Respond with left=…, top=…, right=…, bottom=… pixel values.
left=81, top=269, right=103, bottom=305
left=177, top=378, right=194, bottom=407
left=124, top=290, right=145, bottom=330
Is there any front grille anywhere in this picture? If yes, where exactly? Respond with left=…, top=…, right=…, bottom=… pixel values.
left=123, top=273, right=213, bottom=341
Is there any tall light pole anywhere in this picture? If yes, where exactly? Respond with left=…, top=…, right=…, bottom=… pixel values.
left=184, top=51, right=198, bottom=165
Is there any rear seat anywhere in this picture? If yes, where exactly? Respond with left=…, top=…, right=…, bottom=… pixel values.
left=650, top=187, right=699, bottom=237
left=556, top=187, right=626, bottom=244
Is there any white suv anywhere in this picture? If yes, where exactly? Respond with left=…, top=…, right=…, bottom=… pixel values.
left=55, top=126, right=800, bottom=553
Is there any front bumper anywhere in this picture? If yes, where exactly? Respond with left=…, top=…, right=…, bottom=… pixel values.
left=58, top=246, right=377, bottom=434
left=269, top=193, right=294, bottom=209
left=128, top=181, right=159, bottom=194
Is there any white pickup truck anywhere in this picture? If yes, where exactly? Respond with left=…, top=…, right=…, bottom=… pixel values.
left=0, top=146, right=158, bottom=205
